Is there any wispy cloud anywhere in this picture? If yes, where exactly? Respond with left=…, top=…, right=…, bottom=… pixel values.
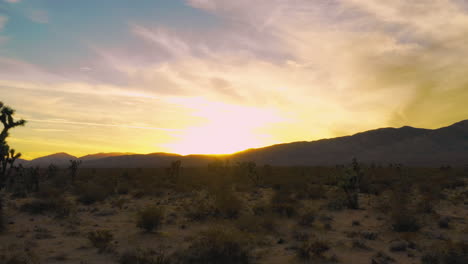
left=3, top=0, right=468, bottom=157
left=0, top=15, right=7, bottom=31
left=27, top=9, right=49, bottom=24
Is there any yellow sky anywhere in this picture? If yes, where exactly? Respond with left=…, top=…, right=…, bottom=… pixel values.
left=3, top=0, right=468, bottom=159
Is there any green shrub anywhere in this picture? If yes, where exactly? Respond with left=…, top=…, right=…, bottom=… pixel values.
left=137, top=206, right=164, bottom=232
left=87, top=230, right=114, bottom=253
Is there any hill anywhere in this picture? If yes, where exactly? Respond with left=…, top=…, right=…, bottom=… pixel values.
left=20, top=120, right=468, bottom=168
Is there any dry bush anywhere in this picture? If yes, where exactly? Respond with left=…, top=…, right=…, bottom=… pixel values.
left=174, top=227, right=251, bottom=264
left=120, top=248, right=170, bottom=264
left=0, top=244, right=40, bottom=264
left=137, top=206, right=164, bottom=232
left=388, top=188, right=421, bottom=232
left=76, top=181, right=113, bottom=205
left=20, top=197, right=74, bottom=218
left=296, top=239, right=330, bottom=260
left=236, top=214, right=276, bottom=235
left=271, top=189, right=297, bottom=218
left=421, top=241, right=468, bottom=264
left=0, top=196, right=4, bottom=233
left=212, top=187, right=243, bottom=219
left=87, top=230, right=114, bottom=253
left=298, top=209, right=316, bottom=227
left=184, top=192, right=216, bottom=221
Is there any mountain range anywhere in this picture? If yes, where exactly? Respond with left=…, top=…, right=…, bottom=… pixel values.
left=18, top=120, right=468, bottom=168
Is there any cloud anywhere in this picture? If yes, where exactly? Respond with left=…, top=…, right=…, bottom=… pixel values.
left=0, top=15, right=7, bottom=31
left=27, top=9, right=49, bottom=24
left=4, top=0, right=21, bottom=3
left=3, top=0, right=468, bottom=157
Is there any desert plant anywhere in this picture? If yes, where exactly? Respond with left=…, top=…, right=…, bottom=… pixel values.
left=175, top=227, right=251, bottom=264
left=421, top=241, right=468, bottom=264
left=213, top=187, right=243, bottom=219
left=0, top=244, right=40, bottom=264
left=166, top=160, right=182, bottom=183
left=237, top=161, right=261, bottom=187
left=0, top=196, right=4, bottom=233
left=337, top=158, right=363, bottom=209
left=298, top=210, right=316, bottom=227
left=68, top=159, right=82, bottom=184
left=120, top=248, right=171, bottom=264
left=0, top=102, right=26, bottom=190
left=87, top=230, right=114, bottom=253
left=137, top=206, right=164, bottom=232
left=297, top=239, right=330, bottom=259
left=20, top=197, right=74, bottom=218
left=271, top=189, right=297, bottom=217
left=76, top=181, right=112, bottom=205
left=389, top=166, right=421, bottom=232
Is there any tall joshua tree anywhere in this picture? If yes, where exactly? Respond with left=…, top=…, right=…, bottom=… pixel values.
left=0, top=102, right=26, bottom=189
left=69, top=159, right=82, bottom=184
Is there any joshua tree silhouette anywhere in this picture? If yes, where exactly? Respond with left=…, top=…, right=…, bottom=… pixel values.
left=0, top=102, right=26, bottom=190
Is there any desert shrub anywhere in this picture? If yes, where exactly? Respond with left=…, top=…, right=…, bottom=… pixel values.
left=175, top=227, right=251, bottom=264
left=76, top=181, right=112, bottom=205
left=337, top=158, right=364, bottom=209
left=298, top=210, right=316, bottom=227
left=87, top=230, right=114, bottom=253
left=296, top=239, right=330, bottom=259
left=421, top=241, right=468, bottom=264
left=213, top=188, right=243, bottom=219
left=111, top=197, right=128, bottom=210
left=271, top=189, right=297, bottom=217
left=20, top=199, right=53, bottom=214
left=304, top=183, right=326, bottom=200
left=388, top=168, right=421, bottom=232
left=438, top=216, right=450, bottom=229
left=120, top=248, right=170, bottom=264
left=20, top=197, right=73, bottom=218
left=236, top=214, right=276, bottom=235
left=137, top=206, right=164, bottom=232
left=0, top=250, right=39, bottom=264
left=391, top=208, right=420, bottom=232
left=252, top=202, right=268, bottom=216
left=0, top=196, right=4, bottom=233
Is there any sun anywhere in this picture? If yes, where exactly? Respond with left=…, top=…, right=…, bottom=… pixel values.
left=163, top=97, right=284, bottom=155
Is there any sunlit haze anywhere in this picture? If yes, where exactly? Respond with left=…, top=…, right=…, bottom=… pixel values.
left=1, top=0, right=468, bottom=159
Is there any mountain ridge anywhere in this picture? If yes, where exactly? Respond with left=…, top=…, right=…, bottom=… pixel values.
left=20, top=120, right=468, bottom=168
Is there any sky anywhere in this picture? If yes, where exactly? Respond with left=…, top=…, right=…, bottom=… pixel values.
left=1, top=0, right=468, bottom=159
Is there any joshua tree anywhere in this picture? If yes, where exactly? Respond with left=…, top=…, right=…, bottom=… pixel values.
left=338, top=158, right=364, bottom=209
left=167, top=160, right=182, bottom=182
left=69, top=160, right=82, bottom=184
left=238, top=161, right=261, bottom=187
left=0, top=102, right=26, bottom=190
left=47, top=163, right=58, bottom=179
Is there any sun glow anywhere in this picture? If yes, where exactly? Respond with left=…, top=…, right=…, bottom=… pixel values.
left=163, top=97, right=285, bottom=155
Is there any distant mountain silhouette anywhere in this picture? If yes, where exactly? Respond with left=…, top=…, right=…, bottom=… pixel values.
left=28, top=152, right=77, bottom=167
left=20, top=120, right=468, bottom=168
left=233, top=120, right=468, bottom=166
left=79, top=152, right=136, bottom=161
